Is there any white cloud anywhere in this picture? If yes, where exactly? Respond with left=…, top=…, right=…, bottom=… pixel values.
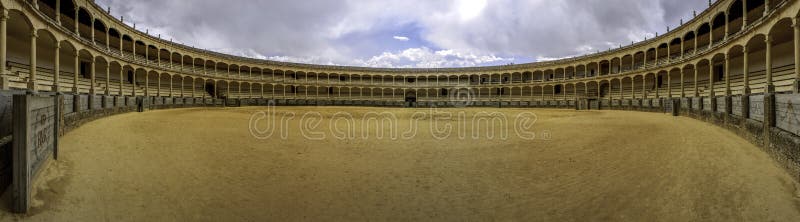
left=354, top=47, right=514, bottom=68
left=393, top=36, right=410, bottom=41
left=96, top=0, right=710, bottom=68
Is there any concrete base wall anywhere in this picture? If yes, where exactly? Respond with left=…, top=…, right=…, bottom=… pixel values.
left=1, top=90, right=799, bottom=190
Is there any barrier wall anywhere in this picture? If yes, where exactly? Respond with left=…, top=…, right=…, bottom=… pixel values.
left=0, top=89, right=798, bottom=210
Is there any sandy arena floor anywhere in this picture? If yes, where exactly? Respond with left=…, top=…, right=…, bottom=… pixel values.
left=1, top=107, right=799, bottom=221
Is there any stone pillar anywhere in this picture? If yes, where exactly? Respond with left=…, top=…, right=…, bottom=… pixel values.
left=794, top=18, right=800, bottom=93
left=667, top=44, right=671, bottom=63
left=765, top=35, right=775, bottom=93
left=655, top=74, right=659, bottom=98
left=192, top=79, right=196, bottom=97
left=73, top=51, right=79, bottom=93
left=680, top=69, right=685, bottom=97
left=55, top=0, right=61, bottom=24
left=709, top=23, right=714, bottom=46
left=667, top=72, right=672, bottom=98
left=105, top=63, right=110, bottom=95
left=105, top=29, right=110, bottom=50
left=743, top=47, right=751, bottom=94
left=145, top=73, right=149, bottom=96
left=89, top=60, right=95, bottom=94
left=642, top=76, right=647, bottom=99
left=631, top=79, right=636, bottom=99
left=742, top=0, right=748, bottom=27
left=157, top=74, right=161, bottom=96
left=0, top=10, right=7, bottom=76
left=132, top=71, right=137, bottom=97
left=74, top=7, right=79, bottom=34
left=118, top=67, right=123, bottom=95
left=724, top=14, right=729, bottom=41
left=708, top=60, right=714, bottom=98
left=53, top=42, right=60, bottom=92
left=654, top=47, right=659, bottom=66
left=28, top=30, right=38, bottom=91
left=169, top=76, right=174, bottom=97
left=680, top=40, right=685, bottom=59
left=693, top=66, right=699, bottom=97
left=725, top=55, right=731, bottom=96
left=90, top=19, right=95, bottom=44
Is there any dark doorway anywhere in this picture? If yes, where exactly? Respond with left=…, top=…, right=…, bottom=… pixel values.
left=205, top=83, right=216, bottom=97
left=127, top=70, right=134, bottom=84
left=405, top=91, right=417, bottom=103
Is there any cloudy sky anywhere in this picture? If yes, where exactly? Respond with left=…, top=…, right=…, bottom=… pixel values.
left=95, top=0, right=709, bottom=68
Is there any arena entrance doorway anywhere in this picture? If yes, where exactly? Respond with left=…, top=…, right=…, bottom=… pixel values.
left=405, top=91, right=417, bottom=107
left=205, top=83, right=216, bottom=98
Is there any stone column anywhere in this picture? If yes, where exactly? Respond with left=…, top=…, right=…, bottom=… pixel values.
left=54, top=42, right=60, bottom=92
left=642, top=76, right=647, bottom=99
left=105, top=63, right=110, bottom=95
left=654, top=48, right=659, bottom=65
left=169, top=76, right=173, bottom=97
left=89, top=60, right=96, bottom=94
left=742, top=0, right=748, bottom=27
left=28, top=30, right=38, bottom=91
left=55, top=0, right=61, bottom=24
left=725, top=55, right=731, bottom=96
left=0, top=10, right=7, bottom=76
left=90, top=19, right=95, bottom=44
left=667, top=72, right=672, bottom=98
left=74, top=7, right=79, bottom=34
left=743, top=47, right=750, bottom=94
left=709, top=23, right=714, bottom=46
left=765, top=35, right=775, bottom=93
left=105, top=28, right=110, bottom=49
left=584, top=66, right=588, bottom=78
left=192, top=79, right=196, bottom=97
left=680, top=40, right=685, bottom=59
left=179, top=77, right=183, bottom=97
left=655, top=75, right=659, bottom=98
left=119, top=67, right=123, bottom=95
left=708, top=61, right=714, bottom=98
left=132, top=71, right=137, bottom=97
left=73, top=51, right=79, bottom=93
left=145, top=73, right=149, bottom=96
left=724, top=14, right=729, bottom=41
left=631, top=79, right=636, bottom=99
left=157, top=74, right=161, bottom=96
left=667, top=44, right=671, bottom=63
left=680, top=69, right=685, bottom=98
left=694, top=66, right=699, bottom=97
left=794, top=18, right=800, bottom=93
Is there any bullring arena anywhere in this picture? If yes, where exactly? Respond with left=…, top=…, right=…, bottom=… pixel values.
left=0, top=0, right=799, bottom=221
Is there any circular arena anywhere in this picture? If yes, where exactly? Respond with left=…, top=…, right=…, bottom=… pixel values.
left=0, top=0, right=799, bottom=221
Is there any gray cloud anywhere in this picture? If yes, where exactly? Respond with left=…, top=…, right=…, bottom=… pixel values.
left=96, top=0, right=709, bottom=67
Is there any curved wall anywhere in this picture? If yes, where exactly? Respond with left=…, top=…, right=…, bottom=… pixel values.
left=0, top=0, right=797, bottom=194
left=0, top=0, right=797, bottom=101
